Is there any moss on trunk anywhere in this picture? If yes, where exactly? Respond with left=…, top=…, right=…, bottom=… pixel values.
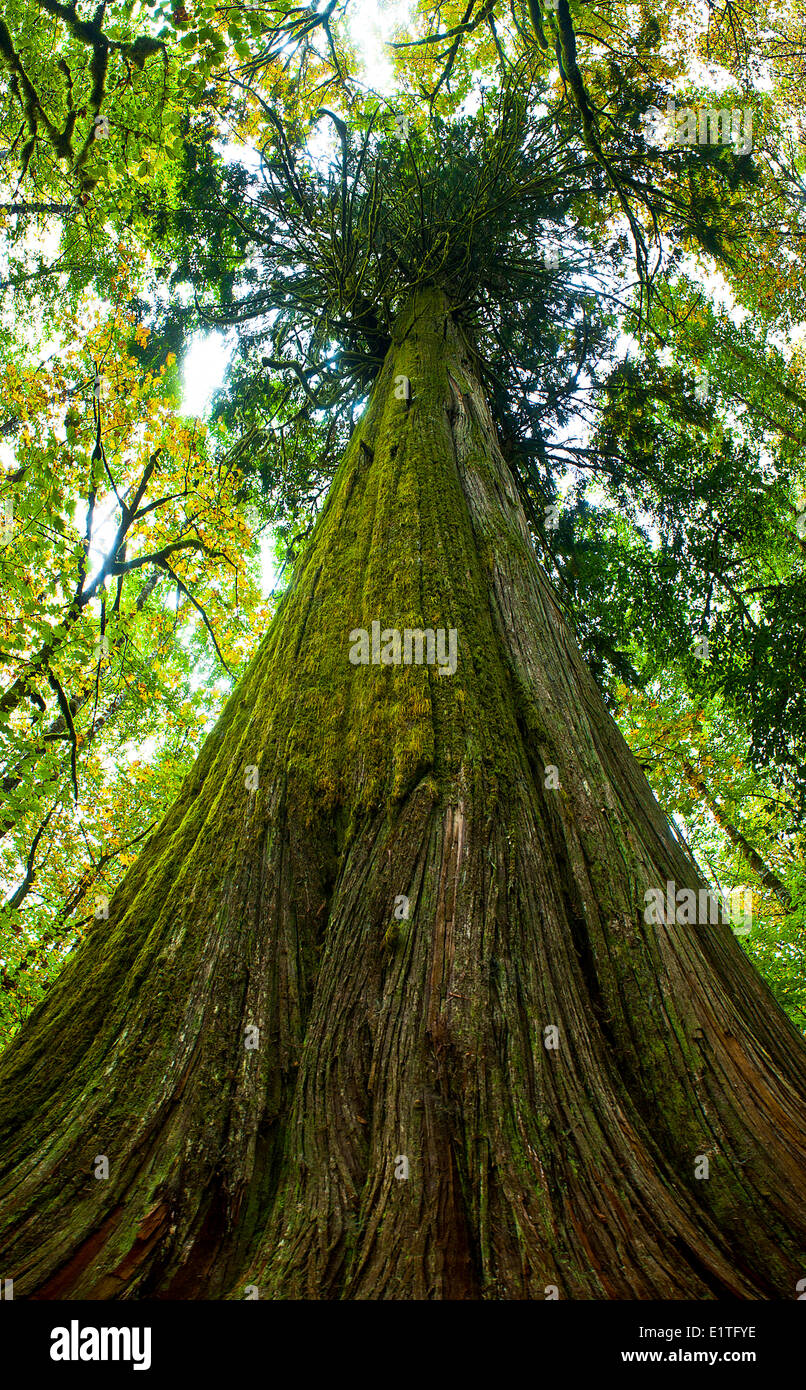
left=1, top=287, right=805, bottom=1299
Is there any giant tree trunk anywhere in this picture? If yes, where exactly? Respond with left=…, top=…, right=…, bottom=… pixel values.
left=1, top=287, right=806, bottom=1300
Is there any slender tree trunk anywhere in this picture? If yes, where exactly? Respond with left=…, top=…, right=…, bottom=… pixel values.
left=1, top=287, right=806, bottom=1300
left=0, top=568, right=161, bottom=838
left=678, top=756, right=793, bottom=911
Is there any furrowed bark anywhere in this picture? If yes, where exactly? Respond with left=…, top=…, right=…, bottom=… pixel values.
left=0, top=287, right=805, bottom=1300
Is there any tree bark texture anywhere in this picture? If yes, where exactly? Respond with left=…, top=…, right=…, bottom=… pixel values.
left=1, top=287, right=805, bottom=1299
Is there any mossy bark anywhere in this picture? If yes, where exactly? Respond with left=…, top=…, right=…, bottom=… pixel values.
left=1, top=287, right=806, bottom=1299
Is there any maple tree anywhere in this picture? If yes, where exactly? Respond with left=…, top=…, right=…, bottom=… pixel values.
left=0, top=258, right=272, bottom=1039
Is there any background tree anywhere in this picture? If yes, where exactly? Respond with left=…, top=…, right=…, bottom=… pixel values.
left=0, top=262, right=273, bottom=1040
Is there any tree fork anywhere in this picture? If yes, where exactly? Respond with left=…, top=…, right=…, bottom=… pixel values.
left=0, top=287, right=805, bottom=1299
